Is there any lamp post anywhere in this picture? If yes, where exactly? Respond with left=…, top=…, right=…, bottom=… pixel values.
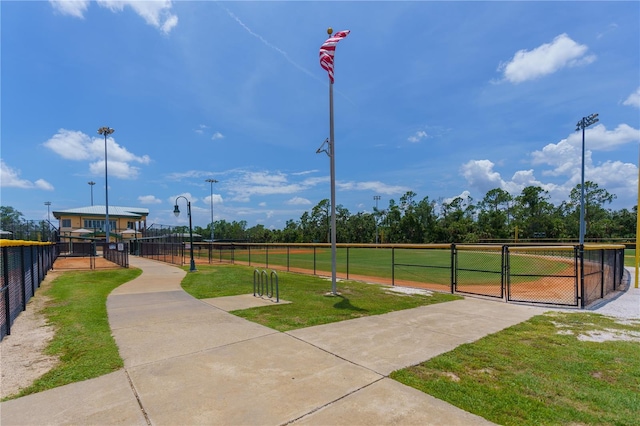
left=88, top=181, right=96, bottom=206
left=575, top=113, right=599, bottom=245
left=205, top=178, right=218, bottom=242
left=97, top=127, right=114, bottom=244
left=174, top=195, right=197, bottom=272
left=44, top=201, right=51, bottom=241
left=373, top=195, right=381, bottom=244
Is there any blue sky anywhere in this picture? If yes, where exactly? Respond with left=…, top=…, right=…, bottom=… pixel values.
left=2, top=1, right=639, bottom=231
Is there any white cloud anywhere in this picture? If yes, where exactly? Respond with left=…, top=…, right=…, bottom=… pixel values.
left=498, top=33, right=596, bottom=83
left=286, top=197, right=312, bottom=205
left=442, top=190, right=472, bottom=205
left=408, top=130, right=428, bottom=143
left=531, top=124, right=640, bottom=176
left=43, top=129, right=151, bottom=179
left=258, top=202, right=267, bottom=207
left=204, top=194, right=224, bottom=205
left=34, top=179, right=55, bottom=191
left=623, top=87, right=640, bottom=108
left=169, top=193, right=198, bottom=205
left=50, top=0, right=178, bottom=34
left=49, top=0, right=89, bottom=18
left=138, top=195, right=162, bottom=204
left=337, top=181, right=410, bottom=195
left=0, top=160, right=54, bottom=190
left=211, top=132, right=224, bottom=140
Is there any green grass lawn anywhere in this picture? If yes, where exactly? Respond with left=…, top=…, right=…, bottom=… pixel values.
left=3, top=268, right=142, bottom=401
left=625, top=248, right=637, bottom=267
left=391, top=311, right=640, bottom=426
left=181, top=264, right=460, bottom=331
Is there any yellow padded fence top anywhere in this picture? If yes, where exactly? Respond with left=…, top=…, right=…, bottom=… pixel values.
left=0, top=240, right=53, bottom=247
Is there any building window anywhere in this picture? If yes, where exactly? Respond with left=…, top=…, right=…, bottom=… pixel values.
left=127, top=221, right=135, bottom=229
left=62, top=219, right=71, bottom=228
left=83, top=219, right=116, bottom=231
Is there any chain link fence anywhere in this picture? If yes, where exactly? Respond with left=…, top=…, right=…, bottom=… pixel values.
left=1, top=242, right=56, bottom=341
left=137, top=242, right=625, bottom=309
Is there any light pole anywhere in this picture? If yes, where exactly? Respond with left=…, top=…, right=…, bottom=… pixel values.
left=44, top=201, right=51, bottom=241
left=88, top=181, right=96, bottom=206
left=373, top=195, right=381, bottom=244
left=97, top=127, right=114, bottom=244
left=575, top=113, right=599, bottom=245
left=205, top=178, right=218, bottom=242
left=174, top=195, right=197, bottom=272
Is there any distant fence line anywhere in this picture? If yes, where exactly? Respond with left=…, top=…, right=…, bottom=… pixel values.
left=56, top=239, right=129, bottom=269
left=136, top=242, right=625, bottom=309
left=0, top=241, right=57, bottom=341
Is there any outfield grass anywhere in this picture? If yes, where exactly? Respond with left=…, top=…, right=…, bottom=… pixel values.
left=181, top=264, right=461, bottom=331
left=3, top=268, right=142, bottom=400
left=625, top=248, right=636, bottom=267
left=391, top=312, right=640, bottom=426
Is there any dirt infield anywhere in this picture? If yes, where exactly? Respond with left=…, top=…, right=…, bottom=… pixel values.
left=53, top=256, right=121, bottom=271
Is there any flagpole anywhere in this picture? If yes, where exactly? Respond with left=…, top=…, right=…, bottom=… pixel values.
left=329, top=58, right=337, bottom=296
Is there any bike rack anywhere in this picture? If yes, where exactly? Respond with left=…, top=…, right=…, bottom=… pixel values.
left=253, top=269, right=279, bottom=302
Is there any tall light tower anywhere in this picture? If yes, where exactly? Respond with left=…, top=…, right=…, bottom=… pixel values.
left=575, top=113, right=599, bottom=245
left=88, top=181, right=96, bottom=206
left=205, top=178, right=218, bottom=242
left=98, top=127, right=115, bottom=244
left=373, top=195, right=381, bottom=244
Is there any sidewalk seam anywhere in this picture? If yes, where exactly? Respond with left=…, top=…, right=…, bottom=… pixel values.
left=125, top=368, right=151, bottom=425
left=280, top=376, right=386, bottom=426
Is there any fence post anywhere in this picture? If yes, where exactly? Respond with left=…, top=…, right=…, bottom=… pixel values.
left=578, top=245, right=585, bottom=308
left=287, top=246, right=290, bottom=272
left=450, top=243, right=456, bottom=293
left=391, top=246, right=395, bottom=286
left=346, top=246, right=349, bottom=280
left=20, top=246, right=27, bottom=312
left=31, top=246, right=36, bottom=293
left=266, top=245, right=269, bottom=269
left=600, top=248, right=605, bottom=299
left=502, top=245, right=508, bottom=301
left=3, top=246, right=11, bottom=336
left=313, top=246, right=316, bottom=275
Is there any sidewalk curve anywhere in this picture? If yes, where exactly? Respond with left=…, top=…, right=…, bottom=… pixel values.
left=1, top=256, right=548, bottom=425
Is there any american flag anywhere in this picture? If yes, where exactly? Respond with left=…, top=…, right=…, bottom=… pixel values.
left=319, top=30, right=350, bottom=83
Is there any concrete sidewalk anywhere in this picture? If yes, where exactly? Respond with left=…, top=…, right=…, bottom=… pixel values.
left=1, top=256, right=548, bottom=425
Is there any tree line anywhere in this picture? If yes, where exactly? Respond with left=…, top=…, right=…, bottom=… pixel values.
left=197, top=182, right=636, bottom=244
left=2, top=182, right=636, bottom=244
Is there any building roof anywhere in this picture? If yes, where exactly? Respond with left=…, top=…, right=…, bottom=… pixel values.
left=52, top=206, right=149, bottom=219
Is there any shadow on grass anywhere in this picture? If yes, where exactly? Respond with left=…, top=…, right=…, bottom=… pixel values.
left=333, top=295, right=368, bottom=313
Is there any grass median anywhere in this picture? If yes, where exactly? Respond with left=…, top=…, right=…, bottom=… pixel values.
left=4, top=268, right=141, bottom=400
left=181, top=264, right=461, bottom=331
left=391, top=311, right=640, bottom=426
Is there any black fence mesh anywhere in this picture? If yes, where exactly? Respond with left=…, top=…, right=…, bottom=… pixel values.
left=507, top=246, right=578, bottom=306
left=455, top=245, right=503, bottom=298
left=135, top=242, right=625, bottom=309
left=1, top=244, right=55, bottom=341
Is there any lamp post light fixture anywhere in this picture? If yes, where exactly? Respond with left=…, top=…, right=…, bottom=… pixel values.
left=205, top=178, right=218, bottom=242
left=174, top=195, right=197, bottom=272
left=88, top=181, right=96, bottom=206
left=373, top=195, right=381, bottom=244
left=575, top=113, right=599, bottom=245
left=97, top=126, right=114, bottom=244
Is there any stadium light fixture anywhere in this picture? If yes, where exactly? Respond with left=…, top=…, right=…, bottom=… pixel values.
left=174, top=195, right=197, bottom=272
left=97, top=126, right=115, bottom=244
left=575, top=113, right=599, bottom=245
